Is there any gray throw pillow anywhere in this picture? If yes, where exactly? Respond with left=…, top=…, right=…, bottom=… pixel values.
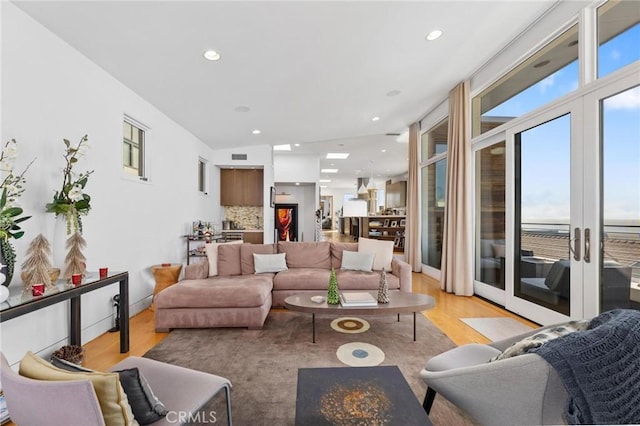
left=341, top=251, right=375, bottom=272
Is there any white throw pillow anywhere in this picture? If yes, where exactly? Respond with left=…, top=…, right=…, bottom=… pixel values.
left=341, top=251, right=374, bottom=272
left=253, top=253, right=288, bottom=274
left=358, top=237, right=394, bottom=271
left=205, top=240, right=243, bottom=277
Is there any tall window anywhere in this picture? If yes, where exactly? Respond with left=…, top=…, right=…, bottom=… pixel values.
left=475, top=141, right=506, bottom=289
left=421, top=119, right=448, bottom=270
left=123, top=118, right=146, bottom=178
left=198, top=158, right=208, bottom=194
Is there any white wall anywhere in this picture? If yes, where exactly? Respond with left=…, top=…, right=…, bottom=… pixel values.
left=0, top=3, right=215, bottom=364
left=274, top=154, right=320, bottom=183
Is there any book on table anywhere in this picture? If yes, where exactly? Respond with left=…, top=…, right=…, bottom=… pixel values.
left=340, top=292, right=378, bottom=307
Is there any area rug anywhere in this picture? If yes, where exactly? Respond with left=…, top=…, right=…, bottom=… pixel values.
left=461, top=317, right=534, bottom=342
left=144, top=311, right=473, bottom=426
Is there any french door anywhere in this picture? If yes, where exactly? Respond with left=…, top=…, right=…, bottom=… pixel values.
left=474, top=70, right=639, bottom=325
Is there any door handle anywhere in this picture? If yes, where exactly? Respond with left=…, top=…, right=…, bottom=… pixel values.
left=569, top=227, right=581, bottom=261
left=584, top=228, right=591, bottom=263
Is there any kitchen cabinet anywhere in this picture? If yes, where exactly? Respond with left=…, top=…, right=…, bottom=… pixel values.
left=220, top=168, right=264, bottom=206
left=242, top=231, right=264, bottom=244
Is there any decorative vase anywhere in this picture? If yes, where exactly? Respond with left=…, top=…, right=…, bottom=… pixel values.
left=327, top=268, right=340, bottom=304
left=377, top=268, right=390, bottom=303
left=0, top=238, right=15, bottom=287
left=51, top=215, right=69, bottom=270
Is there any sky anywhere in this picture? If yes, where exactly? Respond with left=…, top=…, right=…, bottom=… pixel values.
left=484, top=24, right=639, bottom=226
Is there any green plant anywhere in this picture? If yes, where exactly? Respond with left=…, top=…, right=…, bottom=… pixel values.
left=45, top=135, right=94, bottom=234
left=327, top=268, right=340, bottom=304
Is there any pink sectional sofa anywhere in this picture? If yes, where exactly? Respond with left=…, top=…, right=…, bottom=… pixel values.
left=154, top=241, right=412, bottom=331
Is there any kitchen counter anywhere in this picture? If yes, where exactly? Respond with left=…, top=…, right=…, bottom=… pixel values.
left=220, top=229, right=263, bottom=233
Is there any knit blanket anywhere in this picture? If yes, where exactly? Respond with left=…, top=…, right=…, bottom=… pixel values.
left=532, top=309, right=640, bottom=425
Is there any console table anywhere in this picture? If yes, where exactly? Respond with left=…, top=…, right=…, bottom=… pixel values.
left=0, top=271, right=130, bottom=353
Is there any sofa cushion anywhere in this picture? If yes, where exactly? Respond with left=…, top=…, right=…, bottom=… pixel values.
left=336, top=270, right=400, bottom=291
left=19, top=351, right=138, bottom=426
left=254, top=253, right=288, bottom=274
left=205, top=240, right=243, bottom=277
left=341, top=251, right=374, bottom=272
left=330, top=242, right=358, bottom=269
left=240, top=243, right=276, bottom=275
left=273, top=268, right=332, bottom=291
left=155, top=275, right=273, bottom=308
left=278, top=241, right=331, bottom=269
left=217, top=243, right=243, bottom=276
left=358, top=237, right=394, bottom=271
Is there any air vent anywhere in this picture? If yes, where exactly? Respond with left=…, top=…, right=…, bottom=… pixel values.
left=231, top=154, right=248, bottom=160
left=385, top=133, right=401, bottom=136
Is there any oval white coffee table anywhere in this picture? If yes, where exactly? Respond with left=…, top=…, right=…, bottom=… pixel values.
left=284, top=292, right=435, bottom=343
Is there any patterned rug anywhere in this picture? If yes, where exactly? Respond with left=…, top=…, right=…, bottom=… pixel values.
left=336, top=342, right=385, bottom=366
left=144, top=311, right=473, bottom=425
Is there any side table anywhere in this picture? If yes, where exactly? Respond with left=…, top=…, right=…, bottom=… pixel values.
left=150, top=264, right=182, bottom=311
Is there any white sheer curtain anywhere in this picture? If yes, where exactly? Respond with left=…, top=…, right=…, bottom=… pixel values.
left=441, top=81, right=473, bottom=295
left=406, top=122, right=421, bottom=272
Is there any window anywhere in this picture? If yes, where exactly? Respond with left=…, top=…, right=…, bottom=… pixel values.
left=123, top=118, right=147, bottom=179
left=198, top=158, right=209, bottom=194
left=472, top=25, right=579, bottom=137
left=597, top=0, right=640, bottom=78
left=421, top=119, right=448, bottom=270
left=475, top=141, right=506, bottom=289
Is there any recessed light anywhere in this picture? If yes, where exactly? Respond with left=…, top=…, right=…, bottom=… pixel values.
left=321, top=169, right=338, bottom=173
left=203, top=50, right=221, bottom=61
left=326, top=153, right=350, bottom=159
left=386, top=90, right=401, bottom=97
left=330, top=163, right=335, bottom=166
left=320, top=185, right=327, bottom=188
left=372, top=116, right=380, bottom=122
left=425, top=30, right=443, bottom=41
left=295, top=182, right=300, bottom=186
left=294, top=143, right=300, bottom=147
left=319, top=179, right=331, bottom=183
left=533, top=60, right=550, bottom=68
left=381, top=149, right=387, bottom=153
left=234, top=106, right=250, bottom=113
left=273, top=144, right=291, bottom=151
left=252, top=129, right=261, bottom=135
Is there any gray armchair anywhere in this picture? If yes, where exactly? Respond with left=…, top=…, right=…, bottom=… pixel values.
left=419, top=325, right=568, bottom=426
left=1, top=352, right=233, bottom=426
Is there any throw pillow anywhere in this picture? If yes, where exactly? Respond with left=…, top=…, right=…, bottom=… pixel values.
left=490, top=319, right=590, bottom=361
left=20, top=352, right=137, bottom=426
left=51, top=357, right=167, bottom=425
left=205, top=240, right=243, bottom=277
left=357, top=237, right=394, bottom=271
left=341, top=251, right=374, bottom=272
left=114, top=368, right=168, bottom=425
left=492, top=243, right=506, bottom=258
left=253, top=253, right=288, bottom=274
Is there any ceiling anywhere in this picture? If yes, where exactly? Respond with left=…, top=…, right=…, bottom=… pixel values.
left=13, top=1, right=557, bottom=190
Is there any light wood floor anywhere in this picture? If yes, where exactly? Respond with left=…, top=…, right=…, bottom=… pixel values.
left=82, top=271, right=537, bottom=371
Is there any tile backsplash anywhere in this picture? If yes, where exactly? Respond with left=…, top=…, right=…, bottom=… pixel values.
left=224, top=206, right=264, bottom=229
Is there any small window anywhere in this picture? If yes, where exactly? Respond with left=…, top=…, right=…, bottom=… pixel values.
left=597, top=0, right=640, bottom=79
left=472, top=25, right=579, bottom=137
left=123, top=117, right=147, bottom=179
left=198, top=158, right=209, bottom=194
left=421, top=119, right=448, bottom=162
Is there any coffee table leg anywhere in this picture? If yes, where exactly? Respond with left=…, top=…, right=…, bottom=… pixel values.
left=312, top=313, right=316, bottom=344
left=397, top=313, right=400, bottom=322
left=413, top=312, right=417, bottom=341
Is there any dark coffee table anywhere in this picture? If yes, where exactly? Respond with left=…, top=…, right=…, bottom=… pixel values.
left=284, top=292, right=435, bottom=343
left=295, top=366, right=432, bottom=425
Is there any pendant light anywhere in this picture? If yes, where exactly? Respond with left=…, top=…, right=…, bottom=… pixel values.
left=366, top=161, right=376, bottom=190
left=357, top=183, right=368, bottom=194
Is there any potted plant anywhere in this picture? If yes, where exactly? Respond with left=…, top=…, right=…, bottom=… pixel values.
left=0, top=139, right=35, bottom=287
